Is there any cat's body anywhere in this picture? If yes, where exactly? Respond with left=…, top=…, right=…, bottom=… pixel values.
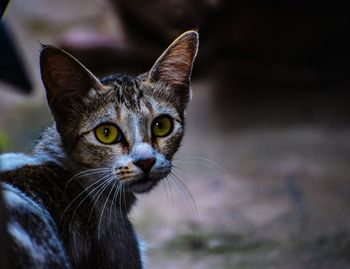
left=1, top=155, right=141, bottom=269
left=0, top=31, right=198, bottom=269
left=1, top=175, right=72, bottom=269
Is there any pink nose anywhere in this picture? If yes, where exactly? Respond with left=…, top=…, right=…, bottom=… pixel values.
left=134, top=158, right=156, bottom=172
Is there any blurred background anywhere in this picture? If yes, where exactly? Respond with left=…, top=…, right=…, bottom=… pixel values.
left=1, top=1, right=350, bottom=268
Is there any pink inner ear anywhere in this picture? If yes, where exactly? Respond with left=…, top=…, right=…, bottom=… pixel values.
left=149, top=31, right=198, bottom=87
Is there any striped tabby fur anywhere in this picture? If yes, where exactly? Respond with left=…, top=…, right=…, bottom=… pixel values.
left=0, top=30, right=198, bottom=269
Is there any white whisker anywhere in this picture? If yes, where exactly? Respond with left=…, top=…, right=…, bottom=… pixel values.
left=171, top=165, right=201, bottom=182
left=87, top=176, right=113, bottom=223
left=164, top=176, right=175, bottom=217
left=109, top=181, right=121, bottom=224
left=64, top=167, right=111, bottom=193
left=98, top=179, right=117, bottom=240
left=69, top=175, right=112, bottom=224
left=119, top=183, right=126, bottom=227
left=122, top=183, right=128, bottom=214
left=173, top=159, right=221, bottom=173
left=168, top=172, right=200, bottom=228
left=175, top=156, right=221, bottom=169
left=61, top=173, right=111, bottom=224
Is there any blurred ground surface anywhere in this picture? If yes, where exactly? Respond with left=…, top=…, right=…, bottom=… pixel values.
left=1, top=1, right=350, bottom=268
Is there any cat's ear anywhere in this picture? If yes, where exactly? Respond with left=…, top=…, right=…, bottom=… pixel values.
left=148, top=30, right=198, bottom=106
left=40, top=45, right=104, bottom=120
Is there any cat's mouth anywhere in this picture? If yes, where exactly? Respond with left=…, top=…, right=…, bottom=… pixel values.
left=124, top=176, right=162, bottom=194
left=120, top=168, right=170, bottom=194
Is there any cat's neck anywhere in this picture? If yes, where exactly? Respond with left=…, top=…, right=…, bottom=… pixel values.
left=33, top=124, right=71, bottom=169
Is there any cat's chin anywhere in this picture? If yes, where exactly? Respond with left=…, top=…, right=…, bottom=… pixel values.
left=125, top=177, right=161, bottom=194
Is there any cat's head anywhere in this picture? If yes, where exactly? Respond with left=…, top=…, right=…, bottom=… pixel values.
left=40, top=31, right=198, bottom=193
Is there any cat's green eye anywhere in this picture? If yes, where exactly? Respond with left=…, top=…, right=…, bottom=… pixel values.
left=94, top=123, right=121, bottom=144
left=152, top=115, right=173, bottom=137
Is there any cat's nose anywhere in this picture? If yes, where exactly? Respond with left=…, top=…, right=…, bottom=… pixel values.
left=134, top=157, right=156, bottom=173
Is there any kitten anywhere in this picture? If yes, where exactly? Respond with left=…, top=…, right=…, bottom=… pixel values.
left=0, top=30, right=198, bottom=269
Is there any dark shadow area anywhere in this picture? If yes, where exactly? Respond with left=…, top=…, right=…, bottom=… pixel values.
left=60, top=1, right=350, bottom=127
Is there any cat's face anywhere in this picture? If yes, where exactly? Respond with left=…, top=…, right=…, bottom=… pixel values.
left=40, top=31, right=198, bottom=193
left=66, top=76, right=186, bottom=193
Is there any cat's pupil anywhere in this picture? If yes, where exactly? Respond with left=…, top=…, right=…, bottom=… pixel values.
left=104, top=127, right=110, bottom=137
left=155, top=121, right=163, bottom=129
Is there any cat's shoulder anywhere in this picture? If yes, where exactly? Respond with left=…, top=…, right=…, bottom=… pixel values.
left=0, top=153, right=39, bottom=172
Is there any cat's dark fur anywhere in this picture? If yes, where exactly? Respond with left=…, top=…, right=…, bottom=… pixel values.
left=0, top=30, right=198, bottom=269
